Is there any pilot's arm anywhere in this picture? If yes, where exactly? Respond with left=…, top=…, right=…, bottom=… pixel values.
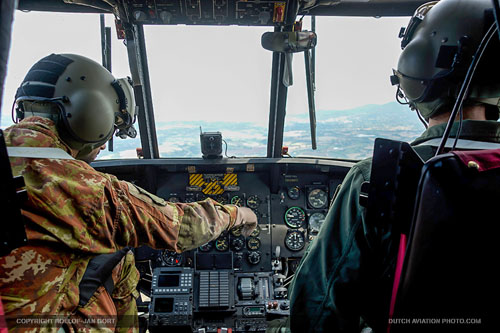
left=288, top=158, right=393, bottom=333
left=105, top=176, right=257, bottom=252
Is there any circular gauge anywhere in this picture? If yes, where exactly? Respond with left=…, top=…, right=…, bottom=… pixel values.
left=246, top=237, right=261, bottom=251
left=231, top=236, right=245, bottom=251
left=215, top=195, right=228, bottom=204
left=246, top=195, right=261, bottom=209
left=308, top=188, right=328, bottom=209
left=197, top=193, right=207, bottom=201
left=231, top=195, right=244, bottom=207
left=309, top=212, right=326, bottom=233
left=284, top=206, right=306, bottom=228
left=231, top=225, right=243, bottom=237
left=184, top=194, right=196, bottom=203
left=250, top=225, right=261, bottom=237
left=287, top=186, right=300, bottom=200
left=247, top=251, right=261, bottom=265
left=199, top=241, right=213, bottom=252
left=285, top=230, right=306, bottom=251
left=168, top=196, right=180, bottom=203
left=162, top=250, right=183, bottom=266
left=215, top=237, right=229, bottom=251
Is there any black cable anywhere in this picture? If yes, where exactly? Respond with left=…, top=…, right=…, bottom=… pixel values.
left=11, top=99, right=17, bottom=124
left=452, top=106, right=464, bottom=151
left=493, top=0, right=500, bottom=41
left=415, top=108, right=429, bottom=129
left=395, top=86, right=428, bottom=128
left=395, top=86, right=409, bottom=106
left=436, top=23, right=498, bottom=156
left=222, top=139, right=235, bottom=158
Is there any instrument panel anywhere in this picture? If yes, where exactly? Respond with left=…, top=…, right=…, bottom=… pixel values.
left=93, top=157, right=353, bottom=332
left=121, top=0, right=290, bottom=26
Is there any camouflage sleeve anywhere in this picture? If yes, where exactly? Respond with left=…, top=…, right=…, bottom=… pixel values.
left=114, top=180, right=242, bottom=252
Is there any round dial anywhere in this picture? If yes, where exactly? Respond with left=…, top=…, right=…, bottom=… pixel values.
left=215, top=237, right=229, bottom=251
left=246, top=237, right=261, bottom=251
left=215, top=195, right=228, bottom=204
left=184, top=194, right=196, bottom=203
left=199, top=241, right=213, bottom=252
left=250, top=225, right=261, bottom=237
left=309, top=212, right=326, bottom=233
left=162, top=250, right=183, bottom=266
left=231, top=225, right=243, bottom=237
left=307, top=188, right=328, bottom=209
left=246, top=195, right=260, bottom=209
left=287, top=186, right=300, bottom=200
left=284, top=206, right=306, bottom=228
left=247, top=251, right=261, bottom=265
left=285, top=230, right=306, bottom=251
left=231, top=236, right=245, bottom=251
left=231, top=195, right=244, bottom=207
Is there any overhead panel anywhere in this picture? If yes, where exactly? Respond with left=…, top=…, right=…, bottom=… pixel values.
left=123, top=0, right=288, bottom=26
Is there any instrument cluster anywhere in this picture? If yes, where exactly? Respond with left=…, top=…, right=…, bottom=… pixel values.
left=93, top=158, right=352, bottom=332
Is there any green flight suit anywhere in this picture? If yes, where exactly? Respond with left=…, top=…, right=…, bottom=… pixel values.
left=286, top=120, right=500, bottom=333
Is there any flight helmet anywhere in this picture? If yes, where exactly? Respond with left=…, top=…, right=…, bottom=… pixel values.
left=15, top=53, right=136, bottom=159
left=391, top=0, right=500, bottom=120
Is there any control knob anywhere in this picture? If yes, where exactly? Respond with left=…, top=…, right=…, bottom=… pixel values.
left=247, top=251, right=261, bottom=265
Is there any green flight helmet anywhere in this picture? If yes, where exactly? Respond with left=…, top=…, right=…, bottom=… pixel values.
left=391, top=0, right=500, bottom=120
left=15, top=53, right=136, bottom=159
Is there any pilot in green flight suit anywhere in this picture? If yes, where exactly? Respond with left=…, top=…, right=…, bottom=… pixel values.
left=270, top=0, right=500, bottom=332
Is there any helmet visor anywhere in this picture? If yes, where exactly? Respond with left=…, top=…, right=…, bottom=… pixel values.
left=392, top=69, right=432, bottom=102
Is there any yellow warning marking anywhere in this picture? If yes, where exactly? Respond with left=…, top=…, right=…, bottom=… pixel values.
left=222, top=174, right=237, bottom=186
left=189, top=174, right=204, bottom=187
left=190, top=174, right=238, bottom=195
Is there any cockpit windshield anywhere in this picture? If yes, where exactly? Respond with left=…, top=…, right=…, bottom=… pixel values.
left=144, top=24, right=272, bottom=158
left=0, top=11, right=142, bottom=159
left=283, top=16, right=423, bottom=160
left=1, top=11, right=422, bottom=161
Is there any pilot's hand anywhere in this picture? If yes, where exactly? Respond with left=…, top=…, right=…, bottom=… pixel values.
left=233, top=207, right=258, bottom=237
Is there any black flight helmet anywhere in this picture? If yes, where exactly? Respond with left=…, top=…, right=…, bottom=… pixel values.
left=15, top=54, right=136, bottom=159
left=391, top=0, right=500, bottom=120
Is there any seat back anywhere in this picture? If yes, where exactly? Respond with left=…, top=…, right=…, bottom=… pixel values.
left=391, top=150, right=498, bottom=332
left=0, top=129, right=27, bottom=256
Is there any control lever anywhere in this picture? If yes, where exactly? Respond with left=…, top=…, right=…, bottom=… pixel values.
left=273, top=274, right=286, bottom=288
left=272, top=246, right=282, bottom=272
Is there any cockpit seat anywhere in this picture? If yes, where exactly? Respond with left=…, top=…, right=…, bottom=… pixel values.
left=0, top=129, right=27, bottom=257
left=389, top=148, right=498, bottom=332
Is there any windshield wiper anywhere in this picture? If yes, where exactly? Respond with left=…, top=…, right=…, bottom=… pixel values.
left=305, top=16, right=317, bottom=150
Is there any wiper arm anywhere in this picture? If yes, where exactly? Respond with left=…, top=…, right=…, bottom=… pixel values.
left=305, top=47, right=317, bottom=150
left=305, top=16, right=317, bottom=150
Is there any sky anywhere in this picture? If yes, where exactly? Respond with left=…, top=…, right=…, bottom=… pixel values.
left=0, top=10, right=409, bottom=128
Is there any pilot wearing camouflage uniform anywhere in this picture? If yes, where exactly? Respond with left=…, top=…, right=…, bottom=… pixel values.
left=0, top=53, right=257, bottom=332
left=284, top=0, right=500, bottom=332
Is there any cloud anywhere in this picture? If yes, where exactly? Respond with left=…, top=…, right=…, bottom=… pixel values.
left=285, top=130, right=307, bottom=138
left=119, top=149, right=139, bottom=158
left=158, top=141, right=185, bottom=154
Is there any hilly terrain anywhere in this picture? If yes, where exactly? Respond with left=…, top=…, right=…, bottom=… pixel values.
left=1, top=101, right=425, bottom=161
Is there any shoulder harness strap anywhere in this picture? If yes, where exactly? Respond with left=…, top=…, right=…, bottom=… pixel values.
left=78, top=247, right=132, bottom=307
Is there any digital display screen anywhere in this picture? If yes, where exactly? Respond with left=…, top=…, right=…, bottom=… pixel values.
left=158, top=274, right=180, bottom=287
left=154, top=298, right=174, bottom=313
